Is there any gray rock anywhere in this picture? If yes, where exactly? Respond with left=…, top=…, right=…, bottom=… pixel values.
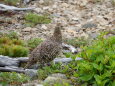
left=80, top=32, right=89, bottom=39
left=23, top=0, right=31, bottom=4
left=53, top=57, right=83, bottom=64
left=22, top=83, right=43, bottom=86
left=82, top=22, right=97, bottom=29
left=22, top=27, right=32, bottom=32
left=22, top=80, right=43, bottom=86
left=89, top=33, right=98, bottom=39
left=0, top=55, right=19, bottom=67
left=54, top=58, right=72, bottom=64
left=62, top=43, right=78, bottom=54
left=51, top=13, right=61, bottom=17
left=75, top=57, right=83, bottom=61
left=24, top=69, right=38, bottom=79
left=43, top=73, right=72, bottom=86
left=50, top=73, right=67, bottom=79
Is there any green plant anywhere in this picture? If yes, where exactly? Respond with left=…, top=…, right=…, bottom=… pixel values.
left=12, top=39, right=26, bottom=46
left=37, top=61, right=79, bottom=86
left=0, top=31, right=19, bottom=39
left=44, top=79, right=72, bottom=86
left=64, top=37, right=88, bottom=48
left=37, top=62, right=76, bottom=80
left=12, top=45, right=29, bottom=57
left=0, top=37, right=12, bottom=45
left=53, top=83, right=71, bottom=86
left=6, top=31, right=19, bottom=39
left=24, top=13, right=51, bottom=27
left=27, top=38, right=43, bottom=50
left=0, top=32, right=29, bottom=57
left=0, top=44, right=13, bottom=56
left=0, top=43, right=28, bottom=57
left=36, top=33, right=115, bottom=86
left=37, top=63, right=62, bottom=80
left=111, top=0, right=115, bottom=6
left=4, top=0, right=20, bottom=6
left=77, top=34, right=115, bottom=85
left=0, top=72, right=30, bottom=85
left=64, top=52, right=77, bottom=60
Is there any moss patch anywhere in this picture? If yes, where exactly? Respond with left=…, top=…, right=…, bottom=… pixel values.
left=24, top=13, right=51, bottom=27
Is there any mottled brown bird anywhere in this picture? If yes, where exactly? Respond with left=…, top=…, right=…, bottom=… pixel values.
left=25, top=23, right=62, bottom=69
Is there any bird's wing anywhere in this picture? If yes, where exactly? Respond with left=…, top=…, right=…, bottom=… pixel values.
left=40, top=40, right=57, bottom=52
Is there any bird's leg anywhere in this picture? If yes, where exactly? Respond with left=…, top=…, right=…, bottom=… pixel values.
left=38, top=64, right=45, bottom=68
left=24, top=61, right=32, bottom=69
left=36, top=62, right=50, bottom=69
left=24, top=58, right=37, bottom=69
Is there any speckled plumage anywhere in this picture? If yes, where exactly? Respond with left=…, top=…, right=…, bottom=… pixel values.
left=25, top=24, right=62, bottom=69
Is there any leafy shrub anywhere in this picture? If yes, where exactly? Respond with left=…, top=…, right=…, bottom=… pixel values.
left=0, top=72, right=30, bottom=85
left=24, top=13, right=51, bottom=27
left=64, top=52, right=78, bottom=60
left=37, top=61, right=78, bottom=85
left=0, top=32, right=29, bottom=57
left=27, top=38, right=43, bottom=50
left=37, top=61, right=78, bottom=80
left=38, top=63, right=62, bottom=80
left=77, top=34, right=115, bottom=86
left=4, top=0, right=20, bottom=6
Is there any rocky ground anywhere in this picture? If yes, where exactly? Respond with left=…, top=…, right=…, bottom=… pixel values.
left=0, top=0, right=114, bottom=41
left=0, top=0, right=115, bottom=85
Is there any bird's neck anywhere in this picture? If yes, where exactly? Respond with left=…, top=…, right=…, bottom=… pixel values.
left=51, top=26, right=62, bottom=43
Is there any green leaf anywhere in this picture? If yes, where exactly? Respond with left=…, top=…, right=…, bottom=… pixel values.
left=80, top=73, right=94, bottom=81
left=92, top=63, right=103, bottom=71
left=94, top=74, right=110, bottom=86
left=102, top=71, right=112, bottom=79
left=81, top=83, right=88, bottom=86
left=112, top=80, right=115, bottom=86
left=94, top=74, right=102, bottom=85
